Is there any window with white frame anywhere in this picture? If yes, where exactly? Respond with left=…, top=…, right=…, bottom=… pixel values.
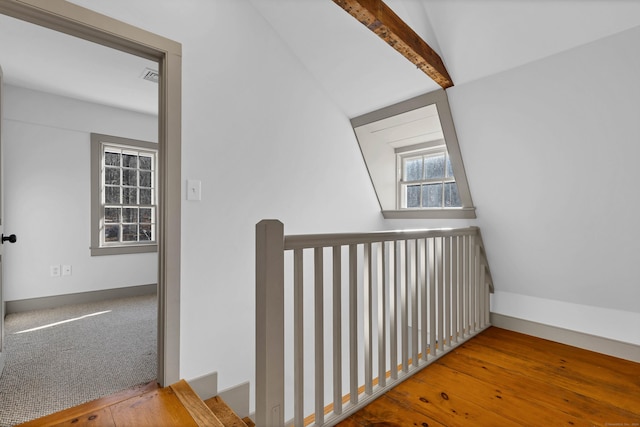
left=91, top=133, right=158, bottom=256
left=398, top=147, right=462, bottom=209
left=351, top=90, right=476, bottom=219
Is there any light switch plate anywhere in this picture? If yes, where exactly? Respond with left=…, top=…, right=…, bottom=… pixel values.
left=187, top=179, right=202, bottom=201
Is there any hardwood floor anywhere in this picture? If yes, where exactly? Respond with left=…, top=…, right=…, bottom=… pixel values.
left=337, top=327, right=640, bottom=427
left=14, top=327, right=639, bottom=426
left=16, top=380, right=231, bottom=427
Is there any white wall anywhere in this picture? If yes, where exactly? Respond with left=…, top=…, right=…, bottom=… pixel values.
left=177, top=1, right=385, bottom=392
left=174, top=2, right=481, bottom=393
left=448, top=26, right=640, bottom=343
left=2, top=85, right=158, bottom=301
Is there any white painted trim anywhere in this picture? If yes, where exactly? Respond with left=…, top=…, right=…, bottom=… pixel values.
left=188, top=371, right=218, bottom=401
left=218, top=381, right=250, bottom=419
left=491, top=313, right=640, bottom=363
left=188, top=373, right=250, bottom=420
left=5, top=284, right=156, bottom=314
left=491, top=291, right=640, bottom=346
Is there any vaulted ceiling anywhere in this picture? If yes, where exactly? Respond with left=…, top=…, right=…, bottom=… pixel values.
left=1, top=0, right=639, bottom=117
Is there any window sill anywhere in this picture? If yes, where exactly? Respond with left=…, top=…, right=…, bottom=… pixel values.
left=91, top=244, right=158, bottom=256
left=382, top=207, right=476, bottom=219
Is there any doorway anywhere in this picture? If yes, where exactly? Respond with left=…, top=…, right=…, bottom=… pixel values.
left=0, top=0, right=181, bottom=389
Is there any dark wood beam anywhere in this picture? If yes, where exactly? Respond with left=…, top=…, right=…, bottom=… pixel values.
left=333, top=0, right=453, bottom=89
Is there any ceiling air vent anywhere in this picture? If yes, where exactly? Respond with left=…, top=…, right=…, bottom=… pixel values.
left=140, top=67, right=159, bottom=83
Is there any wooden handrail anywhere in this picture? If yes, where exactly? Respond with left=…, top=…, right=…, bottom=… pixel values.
left=284, top=226, right=479, bottom=250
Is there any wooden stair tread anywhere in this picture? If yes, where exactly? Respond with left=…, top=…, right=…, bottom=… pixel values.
left=203, top=395, right=248, bottom=427
left=110, top=386, right=200, bottom=426
left=15, top=379, right=248, bottom=427
left=170, top=379, right=224, bottom=427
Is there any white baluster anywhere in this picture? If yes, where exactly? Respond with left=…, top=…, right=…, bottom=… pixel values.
left=435, top=237, right=443, bottom=354
left=332, top=246, right=342, bottom=415
left=451, top=236, right=459, bottom=344
left=348, top=244, right=358, bottom=405
left=419, top=239, right=428, bottom=361
left=363, top=243, right=373, bottom=395
left=428, top=238, right=436, bottom=358
left=293, top=249, right=304, bottom=427
left=390, top=241, right=398, bottom=380
left=377, top=242, right=386, bottom=388
left=314, top=248, right=324, bottom=425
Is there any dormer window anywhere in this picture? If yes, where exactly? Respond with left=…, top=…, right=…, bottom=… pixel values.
left=351, top=90, right=475, bottom=219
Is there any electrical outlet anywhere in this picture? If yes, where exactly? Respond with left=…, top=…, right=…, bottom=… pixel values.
left=62, top=265, right=72, bottom=276
left=50, top=265, right=61, bottom=277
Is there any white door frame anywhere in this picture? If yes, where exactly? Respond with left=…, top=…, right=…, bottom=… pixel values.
left=0, top=0, right=182, bottom=387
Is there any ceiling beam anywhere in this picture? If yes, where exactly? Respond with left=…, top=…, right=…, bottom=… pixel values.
left=333, top=0, right=453, bottom=89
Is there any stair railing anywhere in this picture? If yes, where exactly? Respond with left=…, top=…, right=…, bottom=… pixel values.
left=255, top=220, right=493, bottom=427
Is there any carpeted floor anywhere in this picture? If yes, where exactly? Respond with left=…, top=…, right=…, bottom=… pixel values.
left=0, top=293, right=157, bottom=426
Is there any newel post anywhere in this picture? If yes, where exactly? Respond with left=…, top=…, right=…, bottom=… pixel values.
left=256, top=220, right=285, bottom=427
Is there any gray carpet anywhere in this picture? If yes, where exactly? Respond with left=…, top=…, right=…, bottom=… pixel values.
left=0, top=294, right=157, bottom=426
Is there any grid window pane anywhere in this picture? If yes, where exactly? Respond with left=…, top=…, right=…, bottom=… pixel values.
left=444, top=182, right=462, bottom=207
left=105, top=186, right=120, bottom=204
left=105, top=225, right=120, bottom=242
left=123, top=188, right=138, bottom=204
left=425, top=154, right=445, bottom=179
left=122, top=207, right=138, bottom=223
left=140, top=189, right=152, bottom=205
left=123, top=169, right=137, bottom=187
left=404, top=158, right=423, bottom=182
left=139, top=224, right=153, bottom=241
left=105, top=152, right=120, bottom=166
left=139, top=155, right=152, bottom=170
left=105, top=167, right=120, bottom=185
left=422, top=183, right=443, bottom=208
left=122, top=154, right=138, bottom=168
left=140, top=171, right=152, bottom=188
left=140, top=208, right=153, bottom=223
left=104, top=207, right=120, bottom=223
left=406, top=185, right=421, bottom=208
left=446, top=156, right=454, bottom=178
left=122, top=224, right=138, bottom=242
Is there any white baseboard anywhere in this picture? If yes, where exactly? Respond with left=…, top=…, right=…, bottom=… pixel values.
left=187, top=372, right=250, bottom=419
left=491, top=313, right=640, bottom=363
left=218, top=381, right=250, bottom=419
left=188, top=371, right=218, bottom=401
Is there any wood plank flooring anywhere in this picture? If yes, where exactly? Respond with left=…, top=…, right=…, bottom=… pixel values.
left=337, top=327, right=640, bottom=427
left=16, top=380, right=228, bottom=427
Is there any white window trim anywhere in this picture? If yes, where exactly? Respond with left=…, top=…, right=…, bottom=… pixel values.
left=396, top=142, right=460, bottom=209
left=91, top=133, right=158, bottom=256
left=351, top=90, right=476, bottom=219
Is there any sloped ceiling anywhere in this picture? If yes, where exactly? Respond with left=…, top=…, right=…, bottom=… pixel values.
left=1, top=1, right=640, bottom=117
